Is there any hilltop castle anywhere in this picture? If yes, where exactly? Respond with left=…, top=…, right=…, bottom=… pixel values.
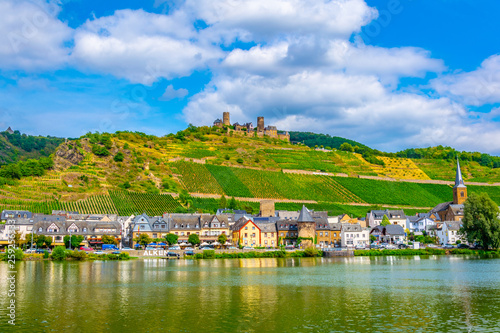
left=213, top=112, right=290, bottom=141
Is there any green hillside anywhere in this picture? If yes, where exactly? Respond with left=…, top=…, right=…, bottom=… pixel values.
left=1, top=125, right=499, bottom=217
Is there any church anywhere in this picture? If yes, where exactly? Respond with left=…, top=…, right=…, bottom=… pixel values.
left=430, top=159, right=467, bottom=222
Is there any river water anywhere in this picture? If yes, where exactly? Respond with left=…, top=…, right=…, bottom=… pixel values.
left=1, top=256, right=500, bottom=332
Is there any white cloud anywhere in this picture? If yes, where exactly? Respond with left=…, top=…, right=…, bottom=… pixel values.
left=71, top=9, right=224, bottom=85
left=190, top=0, right=378, bottom=42
left=432, top=54, right=500, bottom=106
left=184, top=70, right=500, bottom=153
left=159, top=85, right=188, bottom=101
left=0, top=0, right=72, bottom=70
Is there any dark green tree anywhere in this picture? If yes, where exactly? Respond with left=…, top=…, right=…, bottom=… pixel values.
left=380, top=215, right=391, bottom=226
left=134, top=234, right=152, bottom=248
left=218, top=233, right=227, bottom=245
left=188, top=234, right=201, bottom=247
left=219, top=195, right=227, bottom=209
left=64, top=235, right=84, bottom=249
left=165, top=233, right=179, bottom=246
left=229, top=196, right=238, bottom=210
left=461, top=192, right=500, bottom=250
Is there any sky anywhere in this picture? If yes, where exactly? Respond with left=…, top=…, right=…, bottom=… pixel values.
left=2, top=0, right=500, bottom=154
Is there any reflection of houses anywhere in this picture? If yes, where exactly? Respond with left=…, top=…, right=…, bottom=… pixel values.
left=370, top=225, right=406, bottom=244
left=436, top=221, right=465, bottom=245
left=366, top=210, right=406, bottom=228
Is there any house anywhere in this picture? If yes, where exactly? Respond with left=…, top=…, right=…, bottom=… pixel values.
left=278, top=221, right=299, bottom=246
left=329, top=223, right=342, bottom=246
left=370, top=225, right=406, bottom=244
left=130, top=214, right=155, bottom=246
left=436, top=221, right=465, bottom=245
left=406, top=214, right=436, bottom=234
left=200, top=215, right=231, bottom=243
left=232, top=218, right=265, bottom=248
left=213, top=118, right=223, bottom=127
left=1, top=210, right=32, bottom=221
left=366, top=210, right=406, bottom=228
left=315, top=221, right=333, bottom=248
left=256, top=222, right=277, bottom=247
left=341, top=224, right=370, bottom=248
left=167, top=214, right=201, bottom=245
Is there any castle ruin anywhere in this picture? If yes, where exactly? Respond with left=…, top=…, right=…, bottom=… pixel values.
left=213, top=112, right=290, bottom=142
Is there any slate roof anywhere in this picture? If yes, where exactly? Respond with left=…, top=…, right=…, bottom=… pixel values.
left=342, top=224, right=362, bottom=232
left=445, top=221, right=462, bottom=231
left=255, top=222, right=277, bottom=233
left=34, top=220, right=121, bottom=235
left=454, top=158, right=466, bottom=188
left=1, top=210, right=33, bottom=219
left=297, top=206, right=315, bottom=223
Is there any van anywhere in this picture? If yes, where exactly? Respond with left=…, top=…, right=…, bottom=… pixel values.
left=102, top=244, right=119, bottom=251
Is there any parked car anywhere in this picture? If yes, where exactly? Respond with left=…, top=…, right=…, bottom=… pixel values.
left=228, top=246, right=238, bottom=250
left=25, top=248, right=36, bottom=254
left=385, top=244, right=398, bottom=249
left=167, top=252, right=180, bottom=258
left=199, top=246, right=211, bottom=250
left=426, top=244, right=438, bottom=248
left=470, top=244, right=483, bottom=250
left=284, top=245, right=295, bottom=250
left=184, top=250, right=195, bottom=256
left=242, top=246, right=253, bottom=250
left=79, top=247, right=93, bottom=252
left=169, top=246, right=181, bottom=250
left=111, top=251, right=121, bottom=254
left=102, top=244, right=119, bottom=251
left=379, top=243, right=389, bottom=248
left=457, top=243, right=469, bottom=249
left=36, top=249, right=50, bottom=254
left=94, top=250, right=106, bottom=255
left=398, top=244, right=409, bottom=249
left=355, top=244, right=366, bottom=250
left=184, top=247, right=194, bottom=251
left=145, top=247, right=156, bottom=250
left=122, top=247, right=133, bottom=250
left=443, top=244, right=455, bottom=249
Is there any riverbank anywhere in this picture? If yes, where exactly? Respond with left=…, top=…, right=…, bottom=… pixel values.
left=353, top=248, right=500, bottom=256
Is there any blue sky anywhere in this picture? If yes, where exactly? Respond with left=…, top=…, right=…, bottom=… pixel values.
left=2, top=0, right=500, bottom=154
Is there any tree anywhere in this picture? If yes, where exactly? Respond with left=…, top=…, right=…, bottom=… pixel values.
left=188, top=234, right=201, bottom=247
left=370, top=235, right=377, bottom=243
left=114, top=152, right=124, bottom=162
left=222, top=137, right=228, bottom=143
left=101, top=235, right=118, bottom=245
left=218, top=233, right=227, bottom=245
left=51, top=246, right=67, bottom=261
left=340, top=142, right=354, bottom=152
left=165, top=233, right=179, bottom=246
left=134, top=234, right=152, bottom=248
left=461, top=192, right=500, bottom=250
left=64, top=235, right=84, bottom=249
left=380, top=215, right=391, bottom=226
left=229, top=196, right=238, bottom=210
left=219, top=195, right=227, bottom=209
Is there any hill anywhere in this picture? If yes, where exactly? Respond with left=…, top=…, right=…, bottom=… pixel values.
left=0, top=129, right=64, bottom=165
left=1, top=125, right=500, bottom=217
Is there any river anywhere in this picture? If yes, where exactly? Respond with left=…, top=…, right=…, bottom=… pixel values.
left=1, top=256, right=500, bottom=332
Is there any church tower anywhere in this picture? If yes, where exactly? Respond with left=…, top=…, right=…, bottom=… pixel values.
left=453, top=158, right=467, bottom=205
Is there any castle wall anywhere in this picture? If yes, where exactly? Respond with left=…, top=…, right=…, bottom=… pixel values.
left=298, top=222, right=316, bottom=248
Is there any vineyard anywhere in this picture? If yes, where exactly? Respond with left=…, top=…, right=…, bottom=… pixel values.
left=205, top=164, right=253, bottom=197
left=108, top=191, right=181, bottom=216
left=171, top=161, right=224, bottom=194
left=372, top=157, right=432, bottom=180
left=60, top=195, right=118, bottom=215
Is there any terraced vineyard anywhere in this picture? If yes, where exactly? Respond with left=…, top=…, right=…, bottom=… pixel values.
left=0, top=199, right=63, bottom=214
left=373, top=157, right=431, bottom=180
left=109, top=191, right=181, bottom=216
left=205, top=164, right=253, bottom=197
left=171, top=161, right=224, bottom=194
left=60, top=195, right=118, bottom=215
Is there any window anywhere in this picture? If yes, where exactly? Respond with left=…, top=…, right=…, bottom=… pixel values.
left=252, top=233, right=256, bottom=238
left=265, top=240, right=268, bottom=245
left=265, top=233, right=267, bottom=237
left=175, top=232, right=178, bottom=235
left=245, top=233, right=248, bottom=238
left=38, top=227, right=42, bottom=232
left=83, top=228, right=87, bottom=232
left=461, top=192, right=464, bottom=197
left=334, top=233, right=337, bottom=237
left=325, top=232, right=328, bottom=236
left=280, top=232, right=284, bottom=237
left=153, top=233, right=157, bottom=238
left=252, top=226, right=255, bottom=230
left=161, top=225, right=165, bottom=229
left=187, top=232, right=190, bottom=235
left=320, top=232, right=323, bottom=236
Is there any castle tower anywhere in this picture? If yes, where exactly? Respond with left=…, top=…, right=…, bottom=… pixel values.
left=223, top=112, right=230, bottom=126
left=453, top=158, right=467, bottom=205
left=257, top=117, right=264, bottom=132
left=297, top=206, right=316, bottom=248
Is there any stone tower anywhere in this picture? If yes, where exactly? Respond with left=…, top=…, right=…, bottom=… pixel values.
left=223, top=112, right=230, bottom=126
left=260, top=200, right=275, bottom=217
left=257, top=117, right=264, bottom=132
left=453, top=158, right=467, bottom=205
left=297, top=206, right=316, bottom=248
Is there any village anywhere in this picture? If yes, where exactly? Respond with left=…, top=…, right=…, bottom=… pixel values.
left=0, top=160, right=471, bottom=255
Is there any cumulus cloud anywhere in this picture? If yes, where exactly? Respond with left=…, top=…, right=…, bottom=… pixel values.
left=189, top=0, right=378, bottom=42
left=159, top=85, right=189, bottom=101
left=71, top=9, right=223, bottom=85
left=432, top=54, right=500, bottom=106
left=0, top=0, right=72, bottom=70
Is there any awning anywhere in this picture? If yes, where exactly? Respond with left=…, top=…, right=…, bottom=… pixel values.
left=0, top=241, right=10, bottom=245
left=53, top=242, right=65, bottom=246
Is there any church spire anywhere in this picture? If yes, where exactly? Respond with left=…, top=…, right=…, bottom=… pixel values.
left=454, top=157, right=465, bottom=188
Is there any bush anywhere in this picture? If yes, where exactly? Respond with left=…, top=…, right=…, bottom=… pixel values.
left=2, top=248, right=25, bottom=261
left=107, top=254, right=119, bottom=260
left=304, top=247, right=320, bottom=257
left=119, top=252, right=130, bottom=260
left=236, top=158, right=244, bottom=164
left=194, top=253, right=203, bottom=259
left=203, top=250, right=216, bottom=259
left=43, top=250, right=50, bottom=259
left=70, top=250, right=88, bottom=260
left=51, top=246, right=67, bottom=260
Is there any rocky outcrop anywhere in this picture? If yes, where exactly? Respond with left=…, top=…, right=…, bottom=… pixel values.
left=53, top=142, right=84, bottom=170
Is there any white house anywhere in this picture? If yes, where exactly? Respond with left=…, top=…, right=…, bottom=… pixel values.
left=341, top=224, right=370, bottom=248
left=436, top=221, right=466, bottom=245
left=406, top=215, right=436, bottom=234
left=366, top=209, right=406, bottom=228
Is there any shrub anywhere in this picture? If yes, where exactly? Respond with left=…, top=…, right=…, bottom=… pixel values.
left=304, top=247, right=320, bottom=257
left=70, top=250, right=88, bottom=261
left=119, top=252, right=130, bottom=260
left=107, top=254, right=119, bottom=260
left=51, top=246, right=67, bottom=260
left=194, top=253, right=203, bottom=259
left=2, top=248, right=25, bottom=261
left=236, top=158, right=244, bottom=164
left=203, top=250, right=216, bottom=259
left=222, top=137, right=228, bottom=143
left=43, top=250, right=50, bottom=259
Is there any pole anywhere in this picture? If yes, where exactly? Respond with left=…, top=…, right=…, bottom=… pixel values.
left=31, top=227, right=34, bottom=250
left=69, top=229, right=72, bottom=250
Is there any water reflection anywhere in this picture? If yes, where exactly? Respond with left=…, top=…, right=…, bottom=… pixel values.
left=1, top=256, right=499, bottom=332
